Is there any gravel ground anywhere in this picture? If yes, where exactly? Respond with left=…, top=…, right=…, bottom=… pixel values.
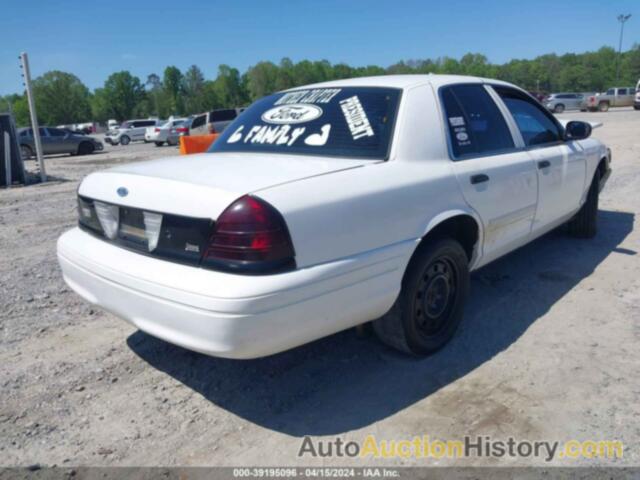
left=1, top=113, right=639, bottom=468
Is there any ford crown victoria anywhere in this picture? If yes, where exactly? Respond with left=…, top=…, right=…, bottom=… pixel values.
left=57, top=75, right=611, bottom=358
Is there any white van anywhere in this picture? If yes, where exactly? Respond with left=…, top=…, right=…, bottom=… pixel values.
left=189, top=108, right=244, bottom=136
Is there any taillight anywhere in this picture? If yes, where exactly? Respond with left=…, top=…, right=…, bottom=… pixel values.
left=154, top=128, right=160, bottom=132
left=176, top=126, right=188, bottom=133
left=208, top=124, right=216, bottom=134
left=202, top=195, right=295, bottom=274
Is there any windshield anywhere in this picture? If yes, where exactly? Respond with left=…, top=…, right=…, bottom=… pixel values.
left=209, top=87, right=401, bottom=160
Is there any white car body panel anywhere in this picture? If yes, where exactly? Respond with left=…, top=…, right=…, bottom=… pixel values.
left=58, top=74, right=611, bottom=358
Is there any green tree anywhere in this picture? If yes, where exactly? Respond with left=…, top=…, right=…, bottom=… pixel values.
left=213, top=65, right=246, bottom=106
left=92, top=71, right=145, bottom=121
left=163, top=66, right=184, bottom=114
left=30, top=71, right=91, bottom=125
left=182, top=65, right=206, bottom=114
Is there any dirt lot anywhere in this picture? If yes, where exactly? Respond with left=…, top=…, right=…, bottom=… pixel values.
left=1, top=112, right=639, bottom=468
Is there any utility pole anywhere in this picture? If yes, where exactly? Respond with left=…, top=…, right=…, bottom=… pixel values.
left=19, top=52, right=46, bottom=182
left=615, top=14, right=632, bottom=84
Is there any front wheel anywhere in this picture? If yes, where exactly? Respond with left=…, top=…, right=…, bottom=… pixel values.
left=120, top=135, right=131, bottom=146
left=373, top=237, right=469, bottom=355
left=554, top=104, right=565, bottom=113
left=77, top=142, right=94, bottom=155
left=598, top=102, right=610, bottom=112
left=568, top=170, right=599, bottom=238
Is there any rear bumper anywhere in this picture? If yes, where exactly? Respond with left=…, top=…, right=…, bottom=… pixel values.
left=145, top=133, right=165, bottom=142
left=57, top=228, right=407, bottom=358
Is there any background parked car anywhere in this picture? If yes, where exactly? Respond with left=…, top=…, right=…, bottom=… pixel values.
left=189, top=108, right=244, bottom=136
left=167, top=118, right=192, bottom=146
left=18, top=127, right=103, bottom=159
left=585, top=87, right=636, bottom=111
left=545, top=93, right=585, bottom=113
left=105, top=119, right=160, bottom=145
left=107, top=119, right=119, bottom=130
left=145, top=118, right=188, bottom=146
left=634, top=80, right=640, bottom=110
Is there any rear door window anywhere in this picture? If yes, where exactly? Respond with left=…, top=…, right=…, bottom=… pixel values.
left=440, top=84, right=514, bottom=159
left=495, top=86, right=562, bottom=147
left=210, top=87, right=401, bottom=160
left=618, top=88, right=628, bottom=95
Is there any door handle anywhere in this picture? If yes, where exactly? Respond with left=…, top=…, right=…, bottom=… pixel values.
left=538, top=160, right=551, bottom=169
left=470, top=174, right=490, bottom=185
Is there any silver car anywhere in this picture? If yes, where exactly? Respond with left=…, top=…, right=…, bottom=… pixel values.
left=18, top=127, right=103, bottom=159
left=545, top=93, right=585, bottom=113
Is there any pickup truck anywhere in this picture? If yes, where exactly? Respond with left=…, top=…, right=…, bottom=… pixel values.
left=57, top=75, right=611, bottom=359
left=585, top=87, right=636, bottom=112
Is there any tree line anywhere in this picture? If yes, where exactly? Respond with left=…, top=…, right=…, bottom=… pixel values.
left=2, top=45, right=639, bottom=127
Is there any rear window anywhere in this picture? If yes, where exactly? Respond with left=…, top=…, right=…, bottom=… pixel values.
left=210, top=87, right=401, bottom=160
left=210, top=109, right=238, bottom=122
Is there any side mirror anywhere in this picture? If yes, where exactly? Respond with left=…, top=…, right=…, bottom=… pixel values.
left=565, top=121, right=592, bottom=141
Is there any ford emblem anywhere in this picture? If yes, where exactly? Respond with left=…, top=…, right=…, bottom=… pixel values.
left=117, top=187, right=128, bottom=197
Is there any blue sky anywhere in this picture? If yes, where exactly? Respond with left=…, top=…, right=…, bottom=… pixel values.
left=2, top=0, right=638, bottom=95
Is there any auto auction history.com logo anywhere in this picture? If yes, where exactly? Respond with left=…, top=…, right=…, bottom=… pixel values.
left=297, top=435, right=624, bottom=462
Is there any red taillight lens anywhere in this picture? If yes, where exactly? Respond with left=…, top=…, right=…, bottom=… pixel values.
left=202, top=195, right=295, bottom=273
left=154, top=128, right=160, bottom=132
left=176, top=126, right=188, bottom=133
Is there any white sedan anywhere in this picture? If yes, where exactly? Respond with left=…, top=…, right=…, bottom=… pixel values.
left=144, top=118, right=188, bottom=146
left=57, top=75, right=611, bottom=359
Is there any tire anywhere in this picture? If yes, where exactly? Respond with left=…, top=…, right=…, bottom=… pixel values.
left=154, top=142, right=164, bottom=147
left=634, top=106, right=640, bottom=111
left=554, top=104, right=565, bottom=113
left=20, top=144, right=33, bottom=159
left=167, top=137, right=178, bottom=146
left=373, top=237, right=469, bottom=356
left=568, top=169, right=599, bottom=238
left=598, top=102, right=609, bottom=112
left=120, top=135, right=131, bottom=146
left=77, top=142, right=95, bottom=155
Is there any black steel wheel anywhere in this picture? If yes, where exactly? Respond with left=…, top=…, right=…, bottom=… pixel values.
left=374, top=237, right=469, bottom=355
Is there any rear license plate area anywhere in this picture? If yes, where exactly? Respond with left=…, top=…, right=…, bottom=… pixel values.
left=118, top=207, right=148, bottom=248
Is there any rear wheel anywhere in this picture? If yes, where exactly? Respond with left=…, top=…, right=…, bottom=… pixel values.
left=154, top=141, right=164, bottom=147
left=20, top=144, right=33, bottom=159
left=373, top=237, right=469, bottom=355
left=554, top=104, right=565, bottom=113
left=598, top=102, right=610, bottom=112
left=120, top=135, right=131, bottom=146
left=568, top=170, right=600, bottom=238
left=167, top=137, right=178, bottom=146
left=77, top=142, right=94, bottom=155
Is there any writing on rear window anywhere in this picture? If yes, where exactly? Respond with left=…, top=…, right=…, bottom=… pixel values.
left=210, top=87, right=400, bottom=160
left=275, top=89, right=342, bottom=105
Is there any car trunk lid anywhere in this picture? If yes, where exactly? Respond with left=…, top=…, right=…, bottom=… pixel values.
left=78, top=152, right=373, bottom=219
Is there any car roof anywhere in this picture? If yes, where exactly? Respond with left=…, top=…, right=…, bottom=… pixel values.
left=283, top=74, right=516, bottom=91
